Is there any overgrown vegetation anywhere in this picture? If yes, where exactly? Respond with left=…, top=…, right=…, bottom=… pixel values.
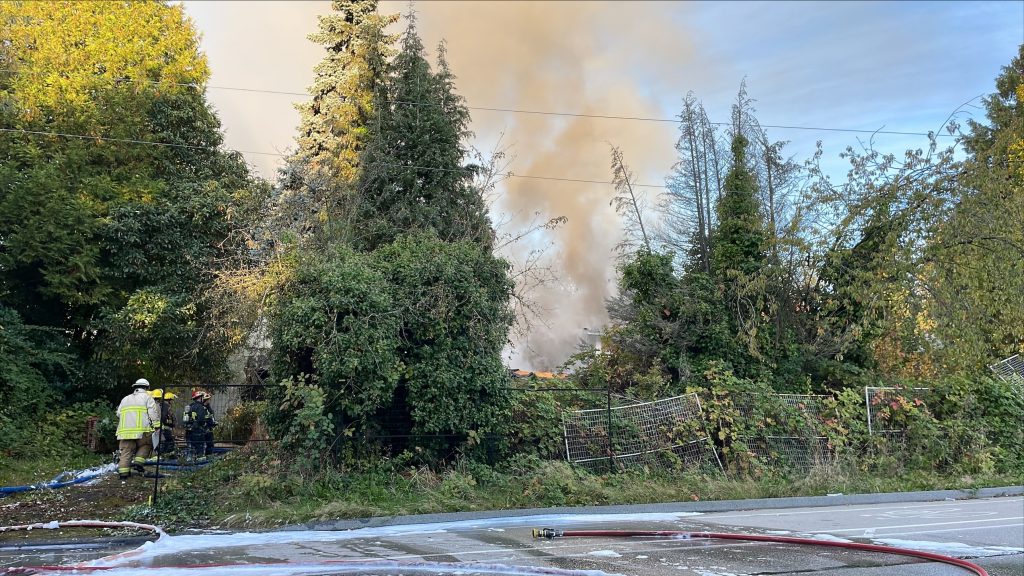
left=1, top=0, right=1021, bottom=525
left=0, top=1, right=268, bottom=449
left=136, top=436, right=1020, bottom=532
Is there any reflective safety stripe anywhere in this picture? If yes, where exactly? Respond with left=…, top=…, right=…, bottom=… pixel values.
left=117, top=406, right=155, bottom=438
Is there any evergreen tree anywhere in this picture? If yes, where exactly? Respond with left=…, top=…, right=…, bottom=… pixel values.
left=269, top=14, right=512, bottom=462
left=355, top=16, right=493, bottom=251
left=712, top=134, right=767, bottom=277
left=275, top=0, right=397, bottom=241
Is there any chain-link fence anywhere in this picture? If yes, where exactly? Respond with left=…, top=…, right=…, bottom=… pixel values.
left=162, top=384, right=274, bottom=448
left=864, top=386, right=932, bottom=447
left=134, top=380, right=981, bottom=478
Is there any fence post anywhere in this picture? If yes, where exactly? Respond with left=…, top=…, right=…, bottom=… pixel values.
left=864, top=387, right=873, bottom=436
left=486, top=432, right=496, bottom=466
left=606, top=382, right=614, bottom=473
left=151, top=389, right=164, bottom=508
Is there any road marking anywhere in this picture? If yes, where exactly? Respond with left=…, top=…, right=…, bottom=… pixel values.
left=384, top=540, right=766, bottom=563
left=860, top=508, right=999, bottom=520
left=380, top=537, right=764, bottom=562
left=707, top=498, right=1022, bottom=520
left=871, top=523, right=1024, bottom=538
left=823, top=517, right=1024, bottom=533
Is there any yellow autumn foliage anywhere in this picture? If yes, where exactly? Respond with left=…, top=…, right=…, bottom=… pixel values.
left=0, top=1, right=208, bottom=127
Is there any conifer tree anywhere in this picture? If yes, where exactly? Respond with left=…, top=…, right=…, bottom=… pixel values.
left=275, top=0, right=397, bottom=241
left=712, top=134, right=767, bottom=276
left=355, top=16, right=492, bottom=251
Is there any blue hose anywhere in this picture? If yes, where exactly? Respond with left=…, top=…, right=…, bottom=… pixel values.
left=142, top=462, right=211, bottom=471
left=0, top=471, right=105, bottom=495
left=1, top=446, right=239, bottom=495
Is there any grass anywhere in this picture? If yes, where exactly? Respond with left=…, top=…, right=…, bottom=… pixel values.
left=137, top=445, right=1022, bottom=532
left=8, top=441, right=1016, bottom=533
left=0, top=453, right=108, bottom=487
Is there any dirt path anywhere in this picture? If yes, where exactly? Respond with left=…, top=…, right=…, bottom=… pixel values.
left=0, top=474, right=151, bottom=541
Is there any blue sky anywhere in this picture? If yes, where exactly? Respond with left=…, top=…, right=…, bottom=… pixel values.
left=183, top=1, right=1023, bottom=369
left=675, top=2, right=1022, bottom=175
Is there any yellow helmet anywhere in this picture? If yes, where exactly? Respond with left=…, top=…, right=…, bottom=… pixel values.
left=150, top=389, right=177, bottom=400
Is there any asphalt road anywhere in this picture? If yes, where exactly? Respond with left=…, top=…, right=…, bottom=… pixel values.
left=2, top=493, right=1022, bottom=575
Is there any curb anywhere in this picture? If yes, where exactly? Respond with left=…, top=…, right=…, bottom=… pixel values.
left=280, top=485, right=1024, bottom=532
left=0, top=536, right=154, bottom=552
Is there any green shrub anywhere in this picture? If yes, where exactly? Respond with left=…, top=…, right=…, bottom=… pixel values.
left=275, top=375, right=334, bottom=472
left=217, top=401, right=266, bottom=443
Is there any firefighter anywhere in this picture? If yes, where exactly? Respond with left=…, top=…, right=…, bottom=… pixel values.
left=150, top=389, right=177, bottom=457
left=183, top=390, right=211, bottom=462
left=115, top=378, right=161, bottom=480
left=201, top=391, right=217, bottom=459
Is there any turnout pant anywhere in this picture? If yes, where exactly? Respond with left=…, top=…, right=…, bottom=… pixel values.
left=117, top=434, right=153, bottom=476
left=157, top=428, right=176, bottom=455
left=187, top=430, right=207, bottom=460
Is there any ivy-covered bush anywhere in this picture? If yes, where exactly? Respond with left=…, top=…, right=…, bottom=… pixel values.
left=269, top=232, right=513, bottom=465
left=374, top=233, right=513, bottom=449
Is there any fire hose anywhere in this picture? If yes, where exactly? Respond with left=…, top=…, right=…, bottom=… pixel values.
left=531, top=528, right=989, bottom=576
left=0, top=468, right=112, bottom=496
left=0, top=521, right=992, bottom=575
left=0, top=521, right=164, bottom=538
left=3, top=561, right=605, bottom=575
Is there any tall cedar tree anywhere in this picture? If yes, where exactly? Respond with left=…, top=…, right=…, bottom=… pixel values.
left=269, top=15, right=513, bottom=462
left=276, top=0, right=397, bottom=241
left=711, top=134, right=770, bottom=375
left=712, top=134, right=767, bottom=277
left=355, top=17, right=493, bottom=251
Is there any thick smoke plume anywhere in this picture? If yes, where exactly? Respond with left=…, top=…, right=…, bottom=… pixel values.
left=398, top=1, right=691, bottom=369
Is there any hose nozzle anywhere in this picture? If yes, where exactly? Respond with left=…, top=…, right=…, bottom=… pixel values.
left=532, top=528, right=563, bottom=539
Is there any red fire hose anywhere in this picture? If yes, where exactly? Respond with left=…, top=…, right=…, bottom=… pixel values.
left=0, top=522, right=990, bottom=575
left=4, top=560, right=621, bottom=575
left=532, top=528, right=989, bottom=576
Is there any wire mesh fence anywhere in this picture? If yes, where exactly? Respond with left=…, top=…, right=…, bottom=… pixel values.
left=732, top=393, right=837, bottom=470
left=562, top=393, right=722, bottom=473
left=864, top=386, right=932, bottom=449
left=163, top=384, right=274, bottom=446
left=989, top=355, right=1024, bottom=395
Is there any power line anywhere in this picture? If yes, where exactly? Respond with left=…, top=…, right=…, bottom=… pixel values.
left=391, top=100, right=948, bottom=137
left=0, top=68, right=951, bottom=138
left=0, top=126, right=668, bottom=188
left=0, top=127, right=282, bottom=156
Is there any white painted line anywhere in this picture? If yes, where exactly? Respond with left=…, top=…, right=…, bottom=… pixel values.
left=870, top=523, right=1024, bottom=538
left=378, top=536, right=767, bottom=563
left=824, top=517, right=1024, bottom=533
left=706, top=498, right=1023, bottom=520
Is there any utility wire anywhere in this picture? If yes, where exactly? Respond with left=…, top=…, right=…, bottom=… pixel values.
left=0, top=127, right=282, bottom=156
left=0, top=126, right=668, bottom=187
left=0, top=68, right=950, bottom=138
